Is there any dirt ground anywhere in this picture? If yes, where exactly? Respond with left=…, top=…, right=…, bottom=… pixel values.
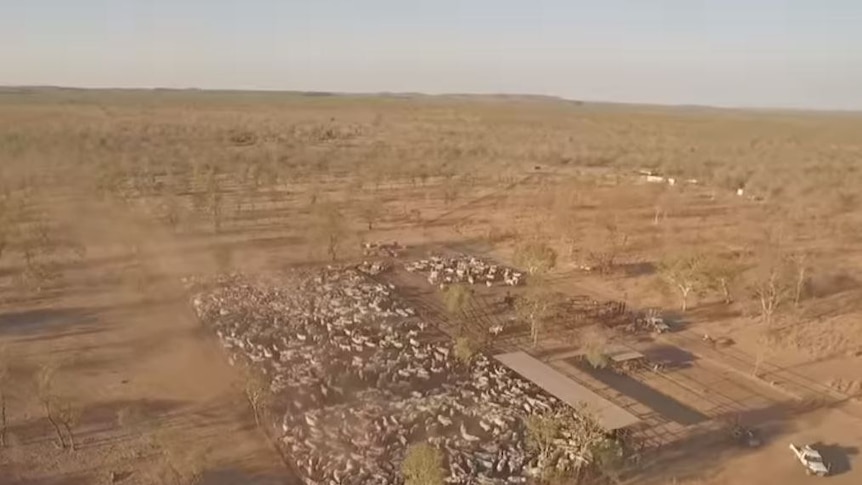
left=1, top=89, right=861, bottom=484
left=0, top=201, right=299, bottom=483
left=637, top=405, right=862, bottom=485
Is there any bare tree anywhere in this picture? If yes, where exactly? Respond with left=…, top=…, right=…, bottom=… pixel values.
left=243, top=370, right=272, bottom=429
left=657, top=254, right=704, bottom=312
left=359, top=198, right=384, bottom=231
left=752, top=324, right=781, bottom=376
left=151, top=432, right=207, bottom=485
left=551, top=191, right=579, bottom=260
left=206, top=173, right=224, bottom=234
left=525, top=408, right=610, bottom=481
left=0, top=218, right=8, bottom=264
left=561, top=223, right=579, bottom=262
left=0, top=346, right=8, bottom=447
left=55, top=398, right=83, bottom=451
left=36, top=361, right=66, bottom=449
left=749, top=254, right=793, bottom=326
left=586, top=220, right=628, bottom=274
left=515, top=279, right=559, bottom=348
left=788, top=251, right=809, bottom=307
left=701, top=254, right=746, bottom=304
left=402, top=443, right=445, bottom=485
left=312, top=203, right=349, bottom=262
left=17, top=221, right=62, bottom=293
left=161, top=194, right=183, bottom=231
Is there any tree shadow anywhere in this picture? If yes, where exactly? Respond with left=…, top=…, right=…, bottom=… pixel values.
left=808, top=271, right=859, bottom=299
left=619, top=261, right=656, bottom=277
left=660, top=310, right=692, bottom=331
left=0, top=307, right=100, bottom=338
left=8, top=398, right=185, bottom=448
left=630, top=425, right=748, bottom=484
left=640, top=344, right=697, bottom=369
left=202, top=467, right=302, bottom=485
left=711, top=402, right=798, bottom=448
left=629, top=405, right=796, bottom=485
left=3, top=474, right=93, bottom=485
left=569, top=358, right=709, bottom=426
left=684, top=301, right=743, bottom=322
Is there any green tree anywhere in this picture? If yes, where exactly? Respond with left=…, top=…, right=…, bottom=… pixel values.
left=590, top=437, right=626, bottom=481
left=443, top=283, right=473, bottom=315
left=443, top=284, right=474, bottom=335
left=525, top=413, right=563, bottom=462
left=581, top=328, right=611, bottom=369
left=513, top=241, right=558, bottom=275
left=453, top=336, right=476, bottom=364
left=402, top=443, right=445, bottom=485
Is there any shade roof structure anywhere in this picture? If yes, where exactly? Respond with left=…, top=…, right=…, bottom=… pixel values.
left=604, top=346, right=646, bottom=363
left=494, top=351, right=640, bottom=431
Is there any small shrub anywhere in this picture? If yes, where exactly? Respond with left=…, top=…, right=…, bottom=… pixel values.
left=402, top=443, right=445, bottom=485
left=227, top=129, right=257, bottom=147
left=453, top=337, right=475, bottom=364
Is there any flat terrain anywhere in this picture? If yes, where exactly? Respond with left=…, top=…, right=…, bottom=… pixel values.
left=1, top=88, right=861, bottom=484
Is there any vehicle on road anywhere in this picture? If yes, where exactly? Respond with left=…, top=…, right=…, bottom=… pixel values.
left=789, top=444, right=830, bottom=477
left=730, top=424, right=761, bottom=448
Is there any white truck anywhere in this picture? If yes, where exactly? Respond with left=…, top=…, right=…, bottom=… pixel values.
left=789, top=444, right=829, bottom=477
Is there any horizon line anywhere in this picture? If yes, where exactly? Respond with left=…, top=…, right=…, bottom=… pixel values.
left=2, top=84, right=862, bottom=116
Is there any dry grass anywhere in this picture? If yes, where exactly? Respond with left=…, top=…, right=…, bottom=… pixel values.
left=1, top=87, right=862, bottom=483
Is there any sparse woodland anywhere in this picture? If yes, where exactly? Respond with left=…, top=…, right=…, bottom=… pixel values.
left=1, top=88, right=862, bottom=482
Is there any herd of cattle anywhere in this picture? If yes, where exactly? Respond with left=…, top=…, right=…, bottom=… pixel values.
left=405, top=255, right=524, bottom=288
left=188, top=266, right=608, bottom=485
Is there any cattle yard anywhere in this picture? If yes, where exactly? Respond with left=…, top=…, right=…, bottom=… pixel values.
left=189, top=266, right=617, bottom=484
left=378, top=250, right=814, bottom=449
left=186, top=238, right=851, bottom=484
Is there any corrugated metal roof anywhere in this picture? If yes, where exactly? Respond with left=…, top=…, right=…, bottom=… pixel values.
left=605, top=346, right=646, bottom=363
left=495, top=351, right=640, bottom=431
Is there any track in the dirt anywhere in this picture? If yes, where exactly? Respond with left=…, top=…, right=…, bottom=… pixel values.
left=423, top=171, right=544, bottom=228
left=666, top=330, right=854, bottom=407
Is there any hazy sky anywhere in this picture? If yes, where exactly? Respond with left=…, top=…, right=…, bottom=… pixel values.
left=2, top=0, right=861, bottom=109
